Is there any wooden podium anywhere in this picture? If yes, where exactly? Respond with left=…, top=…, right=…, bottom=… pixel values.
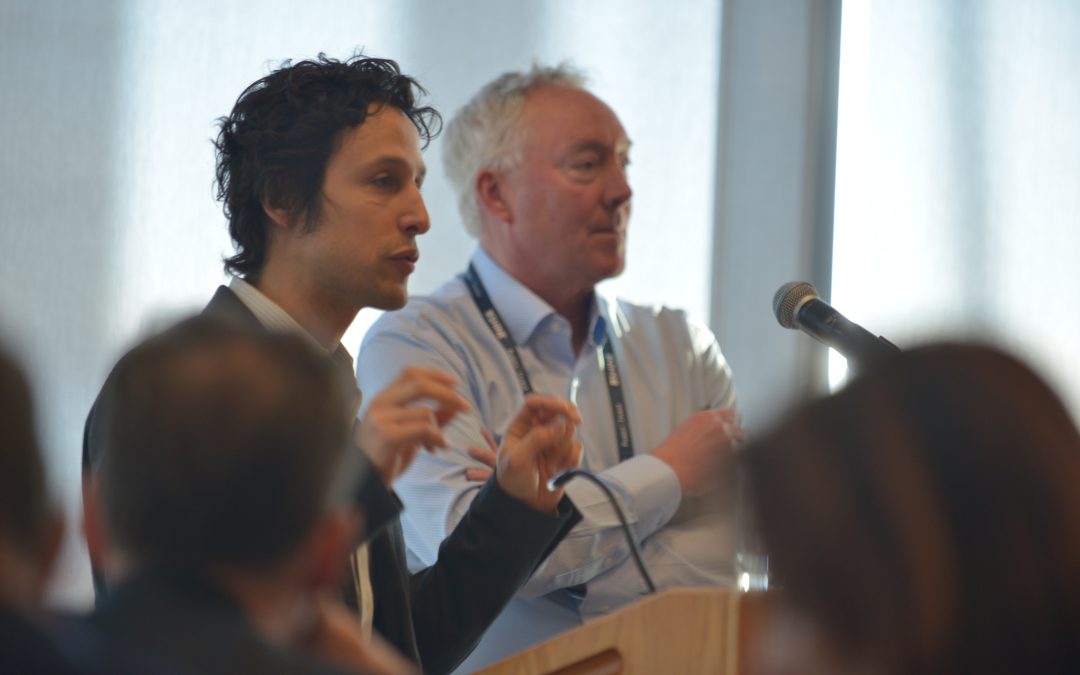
left=474, top=588, right=771, bottom=675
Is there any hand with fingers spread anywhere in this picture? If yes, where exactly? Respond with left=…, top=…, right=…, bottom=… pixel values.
left=356, top=367, right=471, bottom=487
left=495, top=394, right=583, bottom=514
left=651, top=408, right=744, bottom=497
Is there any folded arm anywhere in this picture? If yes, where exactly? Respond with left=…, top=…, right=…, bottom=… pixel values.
left=360, top=331, right=686, bottom=596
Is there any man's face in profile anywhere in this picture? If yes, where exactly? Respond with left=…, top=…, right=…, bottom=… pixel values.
left=290, top=105, right=430, bottom=312
left=498, top=85, right=633, bottom=289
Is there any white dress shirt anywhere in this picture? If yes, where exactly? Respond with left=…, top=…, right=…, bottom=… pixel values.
left=356, top=248, right=738, bottom=667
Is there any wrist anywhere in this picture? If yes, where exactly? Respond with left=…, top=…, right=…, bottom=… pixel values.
left=494, top=470, right=524, bottom=505
left=495, top=472, right=560, bottom=514
left=359, top=445, right=395, bottom=487
left=376, top=466, right=394, bottom=487
left=651, top=447, right=686, bottom=490
left=524, top=488, right=562, bottom=515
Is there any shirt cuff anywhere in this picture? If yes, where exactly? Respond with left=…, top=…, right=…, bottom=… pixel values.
left=599, top=454, right=681, bottom=538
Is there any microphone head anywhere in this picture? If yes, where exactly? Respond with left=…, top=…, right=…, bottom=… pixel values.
left=773, top=281, right=819, bottom=329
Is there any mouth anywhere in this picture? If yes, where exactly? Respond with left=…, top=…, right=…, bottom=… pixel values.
left=389, top=247, right=419, bottom=262
left=388, top=248, right=420, bottom=275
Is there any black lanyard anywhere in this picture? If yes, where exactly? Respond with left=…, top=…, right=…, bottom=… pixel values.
left=465, top=264, right=635, bottom=461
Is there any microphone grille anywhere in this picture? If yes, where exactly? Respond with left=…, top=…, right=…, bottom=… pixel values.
left=773, top=281, right=819, bottom=329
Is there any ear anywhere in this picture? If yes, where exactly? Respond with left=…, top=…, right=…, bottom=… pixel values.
left=82, top=474, right=109, bottom=578
left=476, top=169, right=514, bottom=226
left=304, top=508, right=364, bottom=594
left=260, top=194, right=294, bottom=232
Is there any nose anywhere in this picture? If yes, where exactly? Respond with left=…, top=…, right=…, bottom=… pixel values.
left=400, top=185, right=431, bottom=236
left=605, top=163, right=632, bottom=210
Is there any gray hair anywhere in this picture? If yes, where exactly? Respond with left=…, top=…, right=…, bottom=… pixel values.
left=442, top=63, right=588, bottom=238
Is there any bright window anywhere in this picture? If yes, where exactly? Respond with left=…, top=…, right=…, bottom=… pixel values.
left=831, top=0, right=1080, bottom=420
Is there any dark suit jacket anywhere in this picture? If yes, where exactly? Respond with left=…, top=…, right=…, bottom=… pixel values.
left=0, top=607, right=89, bottom=675
left=87, top=570, right=360, bottom=675
left=0, top=605, right=187, bottom=675
left=83, top=285, right=581, bottom=674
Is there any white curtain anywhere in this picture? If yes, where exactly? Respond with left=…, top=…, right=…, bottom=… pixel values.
left=831, top=0, right=1080, bottom=420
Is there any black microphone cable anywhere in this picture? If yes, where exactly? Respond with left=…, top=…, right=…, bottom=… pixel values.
left=549, top=469, right=658, bottom=594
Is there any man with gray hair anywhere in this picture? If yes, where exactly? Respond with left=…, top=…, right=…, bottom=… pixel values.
left=357, top=64, right=741, bottom=667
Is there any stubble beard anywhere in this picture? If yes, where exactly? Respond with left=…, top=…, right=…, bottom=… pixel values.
left=364, top=278, right=409, bottom=312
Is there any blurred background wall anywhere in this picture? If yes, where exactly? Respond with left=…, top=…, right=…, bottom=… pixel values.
left=1, top=0, right=1078, bottom=608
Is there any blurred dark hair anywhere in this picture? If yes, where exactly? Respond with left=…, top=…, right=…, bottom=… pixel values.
left=742, top=343, right=1080, bottom=674
left=0, top=347, right=48, bottom=554
left=97, top=317, right=356, bottom=572
left=214, top=53, right=441, bottom=278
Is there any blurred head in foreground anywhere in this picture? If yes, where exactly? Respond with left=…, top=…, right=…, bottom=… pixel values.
left=0, top=346, right=62, bottom=612
left=742, top=343, right=1080, bottom=675
left=86, top=317, right=361, bottom=601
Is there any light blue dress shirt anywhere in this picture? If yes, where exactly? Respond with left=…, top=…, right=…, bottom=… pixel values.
left=357, top=248, right=738, bottom=668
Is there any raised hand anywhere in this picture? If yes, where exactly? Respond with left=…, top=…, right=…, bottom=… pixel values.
left=495, top=394, right=583, bottom=514
left=356, top=367, right=471, bottom=486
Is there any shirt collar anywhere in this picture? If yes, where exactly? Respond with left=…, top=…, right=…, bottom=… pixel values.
left=228, top=277, right=355, bottom=373
left=469, top=247, right=608, bottom=348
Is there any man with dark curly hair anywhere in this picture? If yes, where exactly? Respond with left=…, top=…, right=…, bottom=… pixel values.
left=84, top=54, right=582, bottom=674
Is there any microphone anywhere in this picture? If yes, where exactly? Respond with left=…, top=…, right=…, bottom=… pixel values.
left=773, top=281, right=899, bottom=369
left=549, top=469, right=657, bottom=594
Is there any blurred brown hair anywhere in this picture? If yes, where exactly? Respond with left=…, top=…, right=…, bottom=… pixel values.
left=742, top=343, right=1080, bottom=674
left=0, top=347, right=48, bottom=554
left=96, top=317, right=357, bottom=572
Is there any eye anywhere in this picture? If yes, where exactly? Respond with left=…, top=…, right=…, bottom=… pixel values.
left=371, top=174, right=397, bottom=190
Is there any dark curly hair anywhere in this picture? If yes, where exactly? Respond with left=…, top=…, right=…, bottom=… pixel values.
left=214, top=53, right=441, bottom=278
